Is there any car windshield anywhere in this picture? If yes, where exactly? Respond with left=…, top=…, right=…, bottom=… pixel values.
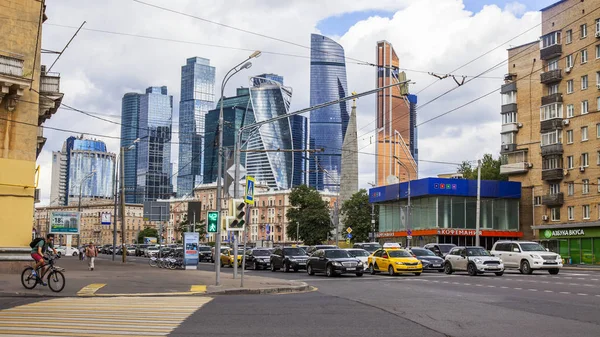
left=466, top=248, right=490, bottom=256
left=148, top=247, right=158, bottom=251
left=253, top=250, right=270, bottom=256
left=388, top=250, right=412, bottom=258
left=324, top=250, right=352, bottom=258
left=283, top=248, right=306, bottom=256
left=347, top=250, right=370, bottom=257
left=519, top=243, right=546, bottom=252
left=198, top=247, right=211, bottom=251
left=439, top=245, right=455, bottom=253
left=412, top=248, right=436, bottom=257
left=361, top=244, right=381, bottom=252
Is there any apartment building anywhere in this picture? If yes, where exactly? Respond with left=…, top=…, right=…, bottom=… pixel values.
left=500, top=0, right=600, bottom=264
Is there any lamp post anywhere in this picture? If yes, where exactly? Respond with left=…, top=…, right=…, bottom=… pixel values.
left=215, top=50, right=261, bottom=286
left=368, top=182, right=377, bottom=242
left=77, top=170, right=96, bottom=249
left=113, top=140, right=139, bottom=261
left=393, top=156, right=411, bottom=248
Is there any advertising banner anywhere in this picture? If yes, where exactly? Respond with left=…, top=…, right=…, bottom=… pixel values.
left=183, top=232, right=199, bottom=270
left=49, top=211, right=80, bottom=234
left=101, top=212, right=111, bottom=225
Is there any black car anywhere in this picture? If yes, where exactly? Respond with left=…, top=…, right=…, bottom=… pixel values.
left=423, top=243, right=457, bottom=258
left=306, top=245, right=337, bottom=255
left=245, top=248, right=272, bottom=270
left=307, top=249, right=364, bottom=277
left=353, top=242, right=382, bottom=253
left=198, top=246, right=212, bottom=262
left=409, top=247, right=445, bottom=272
left=270, top=247, right=309, bottom=272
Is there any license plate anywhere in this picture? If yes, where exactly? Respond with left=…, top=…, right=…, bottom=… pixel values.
left=299, top=263, right=306, bottom=265
left=433, top=264, right=441, bottom=267
left=346, top=267, right=356, bottom=271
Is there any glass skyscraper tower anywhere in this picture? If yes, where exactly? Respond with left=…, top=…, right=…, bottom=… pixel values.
left=120, top=93, right=140, bottom=203
left=177, top=57, right=215, bottom=196
left=309, top=34, right=349, bottom=192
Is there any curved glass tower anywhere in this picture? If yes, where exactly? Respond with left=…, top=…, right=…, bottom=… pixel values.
left=309, top=34, right=349, bottom=192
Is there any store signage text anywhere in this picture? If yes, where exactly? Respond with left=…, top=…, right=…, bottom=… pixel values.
left=438, top=229, right=477, bottom=236
left=543, top=229, right=585, bottom=238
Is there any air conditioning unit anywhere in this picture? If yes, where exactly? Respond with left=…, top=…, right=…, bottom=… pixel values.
left=565, top=67, right=572, bottom=73
left=595, top=31, right=600, bottom=38
left=580, top=166, right=586, bottom=172
left=542, top=215, right=549, bottom=221
left=563, top=119, right=570, bottom=125
left=517, top=123, right=523, bottom=128
left=527, top=163, right=534, bottom=168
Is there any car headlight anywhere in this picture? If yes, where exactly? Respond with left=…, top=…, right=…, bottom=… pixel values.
left=474, top=258, right=483, bottom=264
left=288, top=258, right=296, bottom=262
left=332, top=261, right=342, bottom=266
left=499, top=259, right=503, bottom=263
left=395, top=262, right=404, bottom=265
left=530, top=254, right=541, bottom=259
left=357, top=261, right=364, bottom=267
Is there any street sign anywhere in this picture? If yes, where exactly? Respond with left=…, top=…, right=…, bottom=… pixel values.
left=49, top=211, right=80, bottom=234
left=143, top=201, right=169, bottom=222
left=407, top=235, right=413, bottom=240
left=346, top=238, right=351, bottom=244
left=347, top=233, right=353, bottom=239
left=227, top=164, right=246, bottom=179
left=207, top=211, right=219, bottom=233
left=245, top=176, right=255, bottom=205
left=101, top=212, right=111, bottom=225
left=346, top=227, right=352, bottom=234
left=407, top=229, right=412, bottom=236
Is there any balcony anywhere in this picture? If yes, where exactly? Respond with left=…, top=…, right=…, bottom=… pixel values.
left=500, top=150, right=529, bottom=175
left=540, top=44, right=562, bottom=60
left=541, top=93, right=563, bottom=105
left=541, top=143, right=563, bottom=156
left=540, top=69, right=562, bottom=84
left=542, top=193, right=564, bottom=207
left=36, top=127, right=46, bottom=159
left=540, top=119, right=563, bottom=133
left=0, top=53, right=31, bottom=110
left=501, top=103, right=517, bottom=114
left=38, top=65, right=64, bottom=126
left=501, top=144, right=517, bottom=153
left=541, top=168, right=564, bottom=181
left=501, top=123, right=519, bottom=133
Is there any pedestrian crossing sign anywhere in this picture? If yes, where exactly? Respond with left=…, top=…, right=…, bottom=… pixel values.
left=245, top=176, right=255, bottom=205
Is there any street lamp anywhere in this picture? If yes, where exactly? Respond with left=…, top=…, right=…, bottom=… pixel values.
left=367, top=182, right=377, bottom=243
left=215, top=50, right=261, bottom=286
left=393, top=155, right=412, bottom=248
left=112, top=139, right=139, bottom=261
left=77, top=170, right=96, bottom=248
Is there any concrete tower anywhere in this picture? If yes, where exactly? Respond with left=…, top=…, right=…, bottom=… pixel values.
left=337, top=95, right=359, bottom=238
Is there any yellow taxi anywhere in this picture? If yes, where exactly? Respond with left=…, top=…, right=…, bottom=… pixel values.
left=368, top=243, right=422, bottom=276
left=220, top=248, right=243, bottom=268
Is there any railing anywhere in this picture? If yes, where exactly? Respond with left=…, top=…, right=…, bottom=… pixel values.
left=0, top=54, right=24, bottom=77
left=541, top=168, right=564, bottom=181
left=540, top=69, right=562, bottom=84
left=40, top=72, right=60, bottom=93
left=540, top=44, right=562, bottom=60
left=541, top=93, right=563, bottom=106
left=542, top=193, right=564, bottom=206
left=541, top=143, right=563, bottom=156
left=500, top=150, right=529, bottom=175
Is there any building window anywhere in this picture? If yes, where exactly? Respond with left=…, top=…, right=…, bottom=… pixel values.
left=596, top=18, right=600, bottom=35
left=581, top=49, right=588, bottom=63
left=544, top=156, right=561, bottom=170
left=581, top=24, right=588, bottom=38
left=567, top=80, right=574, bottom=94
left=567, top=104, right=574, bottom=117
left=501, top=132, right=515, bottom=146
left=566, top=54, right=573, bottom=68
left=567, top=130, right=574, bottom=144
left=548, top=84, right=559, bottom=95
left=501, top=91, right=517, bottom=105
left=582, top=153, right=589, bottom=167
left=583, top=205, right=591, bottom=219
left=598, top=178, right=600, bottom=192
left=550, top=183, right=560, bottom=194
left=540, top=103, right=562, bottom=121
left=568, top=206, right=574, bottom=220
left=502, top=112, right=517, bottom=124
left=597, top=124, right=600, bottom=138
left=541, top=130, right=562, bottom=146
left=582, top=75, right=588, bottom=90
left=583, top=179, right=590, bottom=194
left=582, top=126, right=589, bottom=141
left=597, top=45, right=600, bottom=59
left=566, top=29, right=573, bottom=44
left=567, top=156, right=574, bottom=169
left=542, top=31, right=561, bottom=48
left=547, top=59, right=559, bottom=72
left=568, top=182, right=574, bottom=196
left=582, top=100, right=589, bottom=114
left=551, top=208, right=560, bottom=221
left=534, top=196, right=542, bottom=206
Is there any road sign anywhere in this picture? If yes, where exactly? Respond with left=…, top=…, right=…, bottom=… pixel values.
left=346, top=227, right=352, bottom=234
left=346, top=238, right=351, bottom=244
left=266, top=224, right=270, bottom=235
left=407, top=229, right=412, bottom=236
left=227, top=164, right=246, bottom=179
left=245, top=176, right=255, bottom=205
left=407, top=235, right=413, bottom=240
left=347, top=233, right=353, bottom=239
left=207, top=211, right=219, bottom=233
left=101, top=212, right=111, bottom=225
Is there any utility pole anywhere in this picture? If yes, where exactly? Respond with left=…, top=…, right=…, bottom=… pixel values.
left=475, top=159, right=482, bottom=247
left=112, top=153, right=118, bottom=261
left=120, top=146, right=126, bottom=263
left=334, top=200, right=339, bottom=246
left=371, top=203, right=376, bottom=242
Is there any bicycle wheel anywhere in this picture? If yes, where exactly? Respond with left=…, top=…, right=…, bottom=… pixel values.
left=47, top=270, right=65, bottom=293
left=21, top=267, right=37, bottom=289
left=149, top=258, right=157, bottom=267
left=169, top=260, right=176, bottom=270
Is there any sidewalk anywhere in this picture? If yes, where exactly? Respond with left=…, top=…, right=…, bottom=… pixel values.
left=562, top=264, right=600, bottom=272
left=0, top=257, right=309, bottom=297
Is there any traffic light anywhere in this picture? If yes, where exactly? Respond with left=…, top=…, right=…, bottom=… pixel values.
left=229, top=199, right=246, bottom=230
left=207, top=211, right=219, bottom=233
left=224, top=216, right=235, bottom=231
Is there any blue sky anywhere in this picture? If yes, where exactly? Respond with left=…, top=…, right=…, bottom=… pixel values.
left=316, top=0, right=557, bottom=36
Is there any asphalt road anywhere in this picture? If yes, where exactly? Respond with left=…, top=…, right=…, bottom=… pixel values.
left=89, top=255, right=600, bottom=336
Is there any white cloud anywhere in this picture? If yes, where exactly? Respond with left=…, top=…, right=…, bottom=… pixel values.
left=504, top=2, right=528, bottom=17
left=37, top=0, right=541, bottom=204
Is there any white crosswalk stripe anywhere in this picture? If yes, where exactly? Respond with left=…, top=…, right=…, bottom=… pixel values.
left=0, top=296, right=212, bottom=336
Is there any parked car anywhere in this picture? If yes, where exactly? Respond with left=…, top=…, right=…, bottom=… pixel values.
left=408, top=247, right=445, bottom=272
left=126, top=245, right=136, bottom=256
left=306, top=245, right=337, bottom=255
left=198, top=246, right=212, bottom=262
left=307, top=249, right=364, bottom=277
left=211, top=246, right=230, bottom=263
left=136, top=244, right=149, bottom=256
left=220, top=249, right=243, bottom=268
left=270, top=247, right=309, bottom=272
left=444, top=246, right=504, bottom=276
left=423, top=243, right=457, bottom=258
left=145, top=246, right=159, bottom=257
left=344, top=248, right=370, bottom=266
left=244, top=248, right=272, bottom=270
left=368, top=247, right=422, bottom=276
left=54, top=245, right=79, bottom=257
left=352, top=242, right=382, bottom=253
left=491, top=241, right=562, bottom=275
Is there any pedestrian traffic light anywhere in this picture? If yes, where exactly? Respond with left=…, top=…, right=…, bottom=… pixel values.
left=229, top=199, right=246, bottom=231
left=207, top=211, right=219, bottom=233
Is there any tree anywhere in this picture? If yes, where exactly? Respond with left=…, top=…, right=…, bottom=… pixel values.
left=137, top=227, right=158, bottom=244
left=286, top=185, right=332, bottom=245
left=341, top=189, right=378, bottom=243
left=457, top=154, right=507, bottom=181
left=175, top=214, right=207, bottom=242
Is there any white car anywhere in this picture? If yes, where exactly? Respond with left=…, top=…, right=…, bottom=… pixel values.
left=444, top=246, right=504, bottom=276
left=54, top=245, right=79, bottom=257
left=490, top=241, right=562, bottom=275
left=145, top=246, right=159, bottom=257
left=344, top=248, right=370, bottom=265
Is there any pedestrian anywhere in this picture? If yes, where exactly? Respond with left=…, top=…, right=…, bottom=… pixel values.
left=86, top=242, right=97, bottom=271
left=79, top=245, right=85, bottom=261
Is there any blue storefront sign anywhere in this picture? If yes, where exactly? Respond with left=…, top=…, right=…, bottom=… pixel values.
left=183, top=232, right=199, bottom=270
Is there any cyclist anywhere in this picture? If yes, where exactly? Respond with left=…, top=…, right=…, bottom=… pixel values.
left=30, top=234, right=58, bottom=286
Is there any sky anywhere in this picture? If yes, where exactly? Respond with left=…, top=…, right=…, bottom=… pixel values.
left=36, top=0, right=550, bottom=205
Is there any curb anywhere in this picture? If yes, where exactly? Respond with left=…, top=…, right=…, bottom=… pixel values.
left=207, top=282, right=312, bottom=295
left=562, top=267, right=600, bottom=272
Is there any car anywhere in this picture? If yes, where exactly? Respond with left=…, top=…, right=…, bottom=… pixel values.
left=270, top=247, right=309, bottom=272
left=353, top=242, right=382, bottom=253
left=344, top=248, right=370, bottom=265
left=306, top=245, right=337, bottom=255
left=220, top=249, right=243, bottom=268
left=444, top=246, right=504, bottom=276
left=53, top=245, right=79, bottom=257
left=136, top=244, right=149, bottom=256
left=211, top=246, right=230, bottom=263
left=126, top=245, right=136, bottom=256
left=244, top=248, right=272, bottom=270
left=423, top=243, right=457, bottom=258
left=490, top=241, right=562, bottom=275
left=307, top=249, right=364, bottom=277
left=145, top=246, right=159, bottom=257
left=408, top=247, right=445, bottom=272
left=368, top=247, right=422, bottom=276
left=198, top=246, right=212, bottom=262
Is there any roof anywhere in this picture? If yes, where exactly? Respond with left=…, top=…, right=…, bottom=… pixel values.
left=540, top=0, right=567, bottom=12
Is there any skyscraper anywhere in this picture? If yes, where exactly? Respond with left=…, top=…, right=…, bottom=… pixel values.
left=177, top=57, right=215, bottom=197
left=309, top=34, right=349, bottom=192
left=50, top=136, right=115, bottom=206
left=375, top=40, right=418, bottom=186
left=290, top=114, right=308, bottom=187
left=120, top=93, right=140, bottom=203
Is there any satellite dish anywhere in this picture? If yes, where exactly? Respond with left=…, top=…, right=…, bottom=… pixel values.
left=386, top=175, right=399, bottom=184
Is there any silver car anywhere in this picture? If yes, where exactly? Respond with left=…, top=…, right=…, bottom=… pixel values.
left=444, top=246, right=504, bottom=276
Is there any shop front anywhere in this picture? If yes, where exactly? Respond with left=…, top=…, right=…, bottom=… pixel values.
left=370, top=178, right=523, bottom=250
left=537, top=225, right=600, bottom=265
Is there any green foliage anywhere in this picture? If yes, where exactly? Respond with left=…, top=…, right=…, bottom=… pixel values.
left=137, top=227, right=158, bottom=243
left=286, top=185, right=332, bottom=245
left=175, top=215, right=207, bottom=241
left=341, top=189, right=377, bottom=243
left=457, top=154, right=507, bottom=181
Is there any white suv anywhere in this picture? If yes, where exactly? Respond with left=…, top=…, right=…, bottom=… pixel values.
left=490, top=241, right=562, bottom=275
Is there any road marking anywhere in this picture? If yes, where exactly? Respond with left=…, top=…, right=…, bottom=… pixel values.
left=77, top=283, right=106, bottom=296
left=577, top=293, right=588, bottom=296
left=559, top=291, right=570, bottom=294
left=475, top=284, right=483, bottom=287
left=190, top=285, right=207, bottom=293
left=544, top=290, right=553, bottom=293
left=0, top=296, right=211, bottom=336
left=514, top=288, right=522, bottom=290
left=528, top=289, right=537, bottom=292
left=500, top=286, right=509, bottom=289
left=592, top=279, right=599, bottom=281
left=487, top=285, right=496, bottom=288
left=451, top=282, right=460, bottom=285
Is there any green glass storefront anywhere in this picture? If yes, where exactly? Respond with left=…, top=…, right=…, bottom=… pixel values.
left=538, top=227, right=600, bottom=265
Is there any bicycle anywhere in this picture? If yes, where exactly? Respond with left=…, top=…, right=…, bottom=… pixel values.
left=21, top=255, right=66, bottom=293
